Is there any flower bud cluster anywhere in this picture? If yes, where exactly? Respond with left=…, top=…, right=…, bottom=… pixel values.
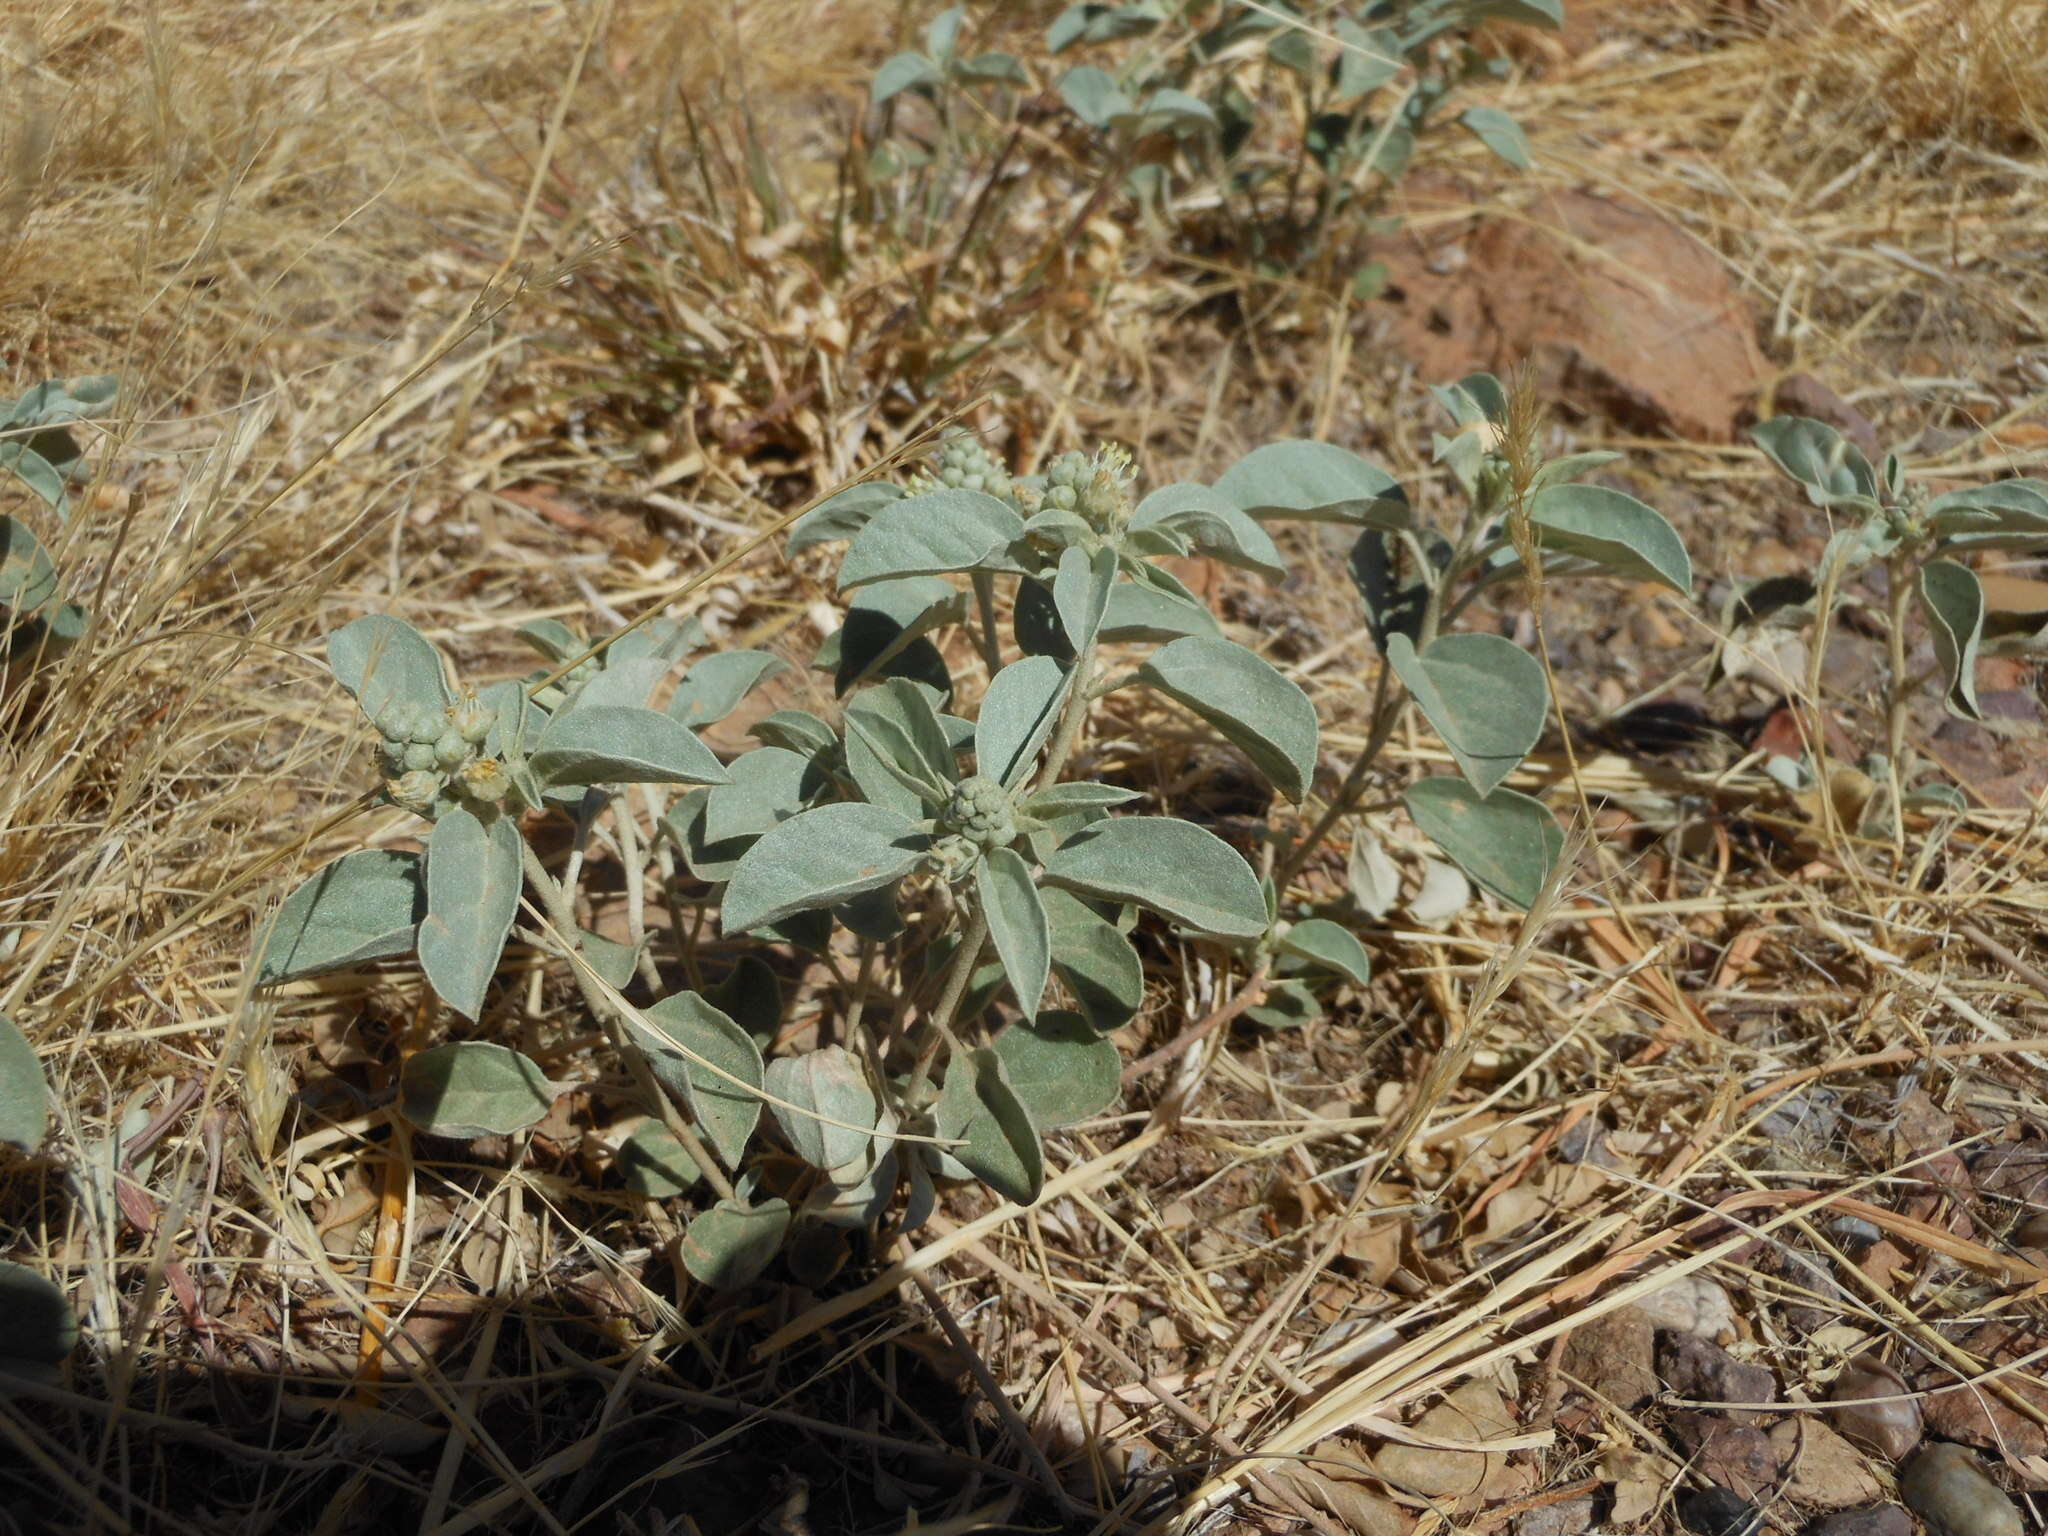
left=375, top=689, right=507, bottom=815
left=940, top=775, right=1016, bottom=851
left=906, top=431, right=1014, bottom=503
left=1036, top=445, right=1135, bottom=535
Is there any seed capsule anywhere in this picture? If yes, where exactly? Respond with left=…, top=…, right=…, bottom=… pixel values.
left=388, top=770, right=442, bottom=814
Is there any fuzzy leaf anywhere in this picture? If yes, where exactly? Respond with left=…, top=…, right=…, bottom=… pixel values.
left=418, top=808, right=522, bottom=1020
left=843, top=677, right=955, bottom=815
left=703, top=746, right=820, bottom=845
left=643, top=991, right=764, bottom=1168
left=977, top=848, right=1051, bottom=1021
left=837, top=489, right=1025, bottom=590
left=828, top=576, right=961, bottom=697
left=977, top=655, right=1069, bottom=789
left=617, top=1121, right=705, bottom=1197
left=667, top=651, right=787, bottom=729
left=723, top=803, right=929, bottom=934
left=0, top=1261, right=75, bottom=1373
left=255, top=849, right=424, bottom=984
left=1386, top=633, right=1546, bottom=796
left=873, top=51, right=943, bottom=104
left=787, top=481, right=903, bottom=554
left=0, top=1015, right=47, bottom=1156
left=1058, top=64, right=1132, bottom=127
left=1276, top=918, right=1372, bottom=987
left=1918, top=558, right=1985, bottom=720
left=1130, top=483, right=1287, bottom=580
left=1527, top=484, right=1692, bottom=595
left=0, top=519, right=58, bottom=619
left=1404, top=779, right=1562, bottom=910
left=1054, top=543, right=1117, bottom=653
left=1044, top=817, right=1267, bottom=939
left=935, top=1049, right=1043, bottom=1204
left=681, top=1197, right=790, bottom=1288
left=765, top=1044, right=876, bottom=1171
left=992, top=1011, right=1119, bottom=1128
left=400, top=1042, right=553, bottom=1138
left=1137, top=636, right=1319, bottom=801
left=1042, top=889, right=1144, bottom=1031
left=1459, top=105, right=1531, bottom=169
left=1750, top=417, right=1878, bottom=507
left=531, top=704, right=728, bottom=788
left=1098, top=578, right=1220, bottom=642
left=326, top=615, right=451, bottom=725
left=1214, top=440, right=1410, bottom=527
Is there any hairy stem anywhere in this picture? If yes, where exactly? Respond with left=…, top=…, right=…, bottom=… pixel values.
left=970, top=569, right=1004, bottom=679
left=904, top=906, right=989, bottom=1107
left=1884, top=550, right=1915, bottom=854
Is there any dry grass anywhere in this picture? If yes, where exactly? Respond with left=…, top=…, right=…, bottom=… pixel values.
left=4, top=1, right=2048, bottom=1532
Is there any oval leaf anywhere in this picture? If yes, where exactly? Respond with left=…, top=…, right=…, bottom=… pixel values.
left=255, top=849, right=424, bottom=985
left=1385, top=632, right=1547, bottom=796
left=682, top=1197, right=791, bottom=1289
left=1459, top=105, right=1531, bottom=169
left=1276, top=918, right=1373, bottom=987
left=0, top=518, right=58, bottom=617
left=1054, top=544, right=1117, bottom=654
left=764, top=1045, right=877, bottom=1171
left=0, top=1260, right=75, bottom=1373
left=1099, top=579, right=1220, bottom=642
left=873, top=50, right=943, bottom=104
left=0, top=1015, right=47, bottom=1155
left=977, top=655, right=1069, bottom=789
left=1044, top=816, right=1267, bottom=939
left=1918, top=558, right=1985, bottom=720
left=643, top=991, right=765, bottom=1168
left=617, top=1120, right=705, bottom=1198
left=326, top=615, right=451, bottom=724
left=935, top=1048, right=1044, bottom=1204
left=977, top=848, right=1051, bottom=1021
left=1042, top=888, right=1145, bottom=1031
left=1137, top=636, right=1319, bottom=802
left=838, top=489, right=1025, bottom=591
left=1527, top=484, right=1692, bottom=595
left=992, top=1011, right=1120, bottom=1128
left=418, top=808, right=522, bottom=1021
left=1213, top=440, right=1410, bottom=527
left=1750, top=416, right=1877, bottom=507
left=400, top=1042, right=554, bottom=1138
left=1403, top=778, right=1562, bottom=910
left=667, top=650, right=787, bottom=729
left=531, top=704, right=728, bottom=788
left=1131, top=483, right=1287, bottom=580
left=723, top=801, right=929, bottom=934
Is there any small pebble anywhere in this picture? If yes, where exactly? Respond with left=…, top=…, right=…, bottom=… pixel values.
left=1677, top=1486, right=1764, bottom=1536
left=1828, top=1354, right=1923, bottom=1460
left=1902, top=1442, right=2023, bottom=1536
left=1807, top=1508, right=1913, bottom=1536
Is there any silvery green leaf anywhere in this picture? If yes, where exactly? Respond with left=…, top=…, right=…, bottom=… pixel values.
left=1917, top=558, right=1985, bottom=720
left=1137, top=636, right=1319, bottom=802
left=1347, top=827, right=1402, bottom=918
left=977, top=848, right=1051, bottom=1021
left=666, top=788, right=749, bottom=883
left=1049, top=0, right=1162, bottom=52
left=872, top=51, right=943, bottom=104
left=1024, top=508, right=1093, bottom=549
left=831, top=575, right=962, bottom=696
left=1465, top=0, right=1562, bottom=25
left=531, top=705, right=728, bottom=788
left=765, top=1044, right=875, bottom=1171
left=788, top=482, right=903, bottom=555
left=750, top=708, right=838, bottom=759
left=993, top=1011, right=1119, bottom=1128
left=925, top=6, right=966, bottom=64
left=1138, top=87, right=1217, bottom=134
left=844, top=677, right=955, bottom=814
left=1927, top=479, right=2048, bottom=551
left=0, top=1015, right=47, bottom=1155
left=836, top=882, right=904, bottom=942
left=1750, top=417, right=1879, bottom=508
left=1130, top=483, right=1287, bottom=581
left=400, top=1042, right=554, bottom=1138
left=1014, top=577, right=1071, bottom=659
left=955, top=51, right=1026, bottom=83
left=617, top=1120, right=704, bottom=1197
left=1099, top=576, right=1220, bottom=642
left=807, top=1125, right=899, bottom=1231
left=667, top=650, right=787, bottom=729
left=681, top=1197, right=790, bottom=1288
left=1529, top=451, right=1624, bottom=492
left=1527, top=484, right=1692, bottom=595
left=480, top=679, right=546, bottom=762
left=935, top=1049, right=1043, bottom=1204
left=1245, top=977, right=1322, bottom=1030
left=1044, top=817, right=1267, bottom=939
left=643, top=990, right=764, bottom=1167
left=978, top=655, right=1069, bottom=789
left=562, top=655, right=672, bottom=712
left=0, top=1261, right=75, bottom=1376
left=1404, top=778, right=1562, bottom=910
left=0, top=518, right=58, bottom=618
left=722, top=802, right=929, bottom=933
left=326, top=614, right=451, bottom=723
left=576, top=930, right=639, bottom=991
left=418, top=808, right=522, bottom=1020
left=255, top=849, right=423, bottom=984
left=1276, top=919, right=1372, bottom=987
left=515, top=618, right=583, bottom=663
left=1041, top=888, right=1143, bottom=1031
left=703, top=746, right=821, bottom=844
left=1459, top=105, right=1531, bottom=169
left=1903, top=781, right=1969, bottom=814
left=1385, top=632, right=1546, bottom=796
left=1214, top=439, right=1411, bottom=527
left=1332, top=18, right=1400, bottom=96
left=1058, top=65, right=1132, bottom=128
left=1346, top=527, right=1434, bottom=655
left=1019, top=781, right=1141, bottom=814
left=1054, top=544, right=1117, bottom=654
left=837, top=489, right=1026, bottom=590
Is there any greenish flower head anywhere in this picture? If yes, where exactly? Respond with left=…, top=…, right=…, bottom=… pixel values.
left=1041, top=445, right=1135, bottom=536
left=923, top=430, right=1013, bottom=501
left=940, top=774, right=1015, bottom=850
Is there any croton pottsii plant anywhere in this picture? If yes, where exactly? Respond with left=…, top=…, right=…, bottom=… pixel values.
left=245, top=377, right=1701, bottom=1289
left=1732, top=414, right=2048, bottom=837
left=868, top=0, right=1560, bottom=284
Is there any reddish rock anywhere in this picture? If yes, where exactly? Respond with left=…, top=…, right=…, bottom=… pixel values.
left=1563, top=1305, right=1659, bottom=1411
left=1381, top=186, right=1765, bottom=441
left=1658, top=1331, right=1778, bottom=1410
left=1669, top=1412, right=1781, bottom=1502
